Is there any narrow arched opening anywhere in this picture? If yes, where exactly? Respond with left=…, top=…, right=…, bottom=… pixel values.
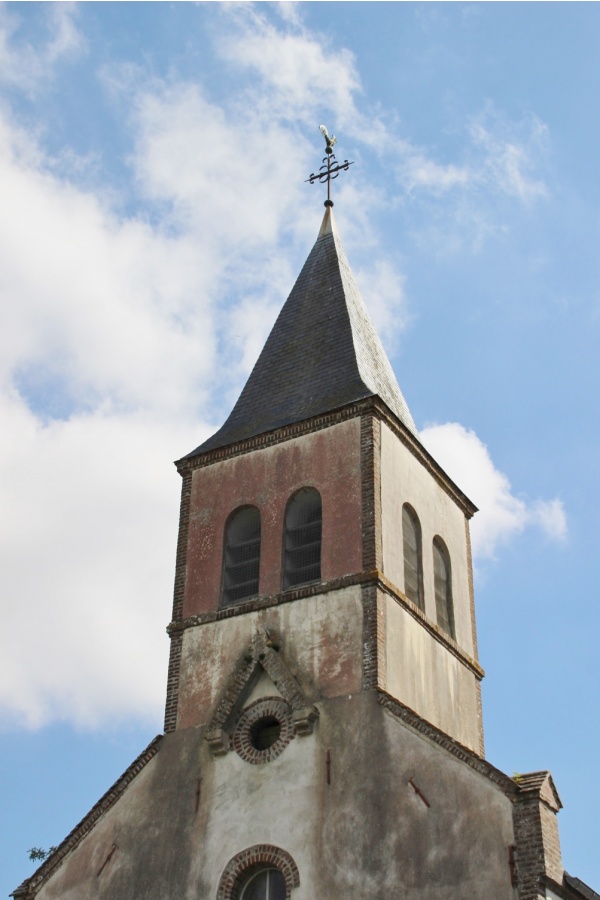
left=282, top=488, right=322, bottom=590
left=402, top=504, right=424, bottom=611
left=433, top=536, right=454, bottom=639
left=222, top=505, right=261, bottom=605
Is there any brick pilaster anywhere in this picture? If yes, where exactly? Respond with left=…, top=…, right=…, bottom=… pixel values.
left=360, top=413, right=382, bottom=572
left=513, top=772, right=564, bottom=900
left=163, top=466, right=192, bottom=733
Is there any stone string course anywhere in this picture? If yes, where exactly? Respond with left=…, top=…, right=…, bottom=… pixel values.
left=166, top=572, right=483, bottom=680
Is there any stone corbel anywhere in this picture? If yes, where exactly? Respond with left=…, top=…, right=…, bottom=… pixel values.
left=292, top=705, right=319, bottom=736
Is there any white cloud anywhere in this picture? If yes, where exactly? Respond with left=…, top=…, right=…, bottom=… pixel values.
left=0, top=393, right=204, bottom=728
left=470, top=115, right=548, bottom=202
left=420, top=422, right=567, bottom=560
left=0, top=8, right=359, bottom=731
left=0, top=109, right=222, bottom=729
left=217, top=5, right=361, bottom=127
left=0, top=116, right=217, bottom=416
left=0, top=4, right=555, bottom=731
left=531, top=498, right=568, bottom=542
left=0, top=3, right=83, bottom=93
left=392, top=113, right=548, bottom=205
left=396, top=145, right=471, bottom=196
left=132, top=82, right=308, bottom=248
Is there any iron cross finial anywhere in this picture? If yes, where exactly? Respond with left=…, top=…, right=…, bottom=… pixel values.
left=305, top=125, right=354, bottom=208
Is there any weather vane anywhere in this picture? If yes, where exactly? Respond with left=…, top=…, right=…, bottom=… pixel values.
left=305, top=125, right=354, bottom=207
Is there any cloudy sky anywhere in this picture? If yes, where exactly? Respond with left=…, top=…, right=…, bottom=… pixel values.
left=2, top=2, right=599, bottom=894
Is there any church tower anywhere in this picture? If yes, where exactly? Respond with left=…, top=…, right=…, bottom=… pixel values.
left=14, top=137, right=595, bottom=900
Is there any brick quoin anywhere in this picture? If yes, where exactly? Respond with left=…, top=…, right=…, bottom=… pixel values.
left=163, top=467, right=192, bottom=733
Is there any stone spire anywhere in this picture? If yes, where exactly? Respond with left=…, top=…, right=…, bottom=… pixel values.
left=186, top=207, right=416, bottom=458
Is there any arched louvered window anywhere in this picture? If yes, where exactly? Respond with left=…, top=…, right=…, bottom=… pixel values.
left=283, top=488, right=322, bottom=590
left=239, top=867, right=286, bottom=900
left=222, top=506, right=261, bottom=606
left=402, top=504, right=424, bottom=611
left=433, top=536, right=454, bottom=639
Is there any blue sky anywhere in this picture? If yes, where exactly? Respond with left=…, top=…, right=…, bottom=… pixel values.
left=1, top=2, right=599, bottom=895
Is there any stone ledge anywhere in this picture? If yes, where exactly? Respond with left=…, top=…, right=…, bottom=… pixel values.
left=166, top=570, right=484, bottom=679
left=376, top=571, right=485, bottom=679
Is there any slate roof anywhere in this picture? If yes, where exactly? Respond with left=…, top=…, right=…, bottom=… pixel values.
left=564, top=873, right=600, bottom=900
left=186, top=208, right=417, bottom=458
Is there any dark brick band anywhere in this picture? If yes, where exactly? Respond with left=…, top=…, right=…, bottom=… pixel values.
left=167, top=571, right=484, bottom=680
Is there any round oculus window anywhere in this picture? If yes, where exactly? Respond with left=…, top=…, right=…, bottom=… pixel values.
left=233, top=698, right=294, bottom=764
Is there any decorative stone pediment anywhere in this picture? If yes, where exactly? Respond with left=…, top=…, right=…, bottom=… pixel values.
left=205, top=630, right=319, bottom=757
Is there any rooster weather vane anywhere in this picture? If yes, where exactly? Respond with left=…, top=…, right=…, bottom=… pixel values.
left=305, top=125, right=354, bottom=207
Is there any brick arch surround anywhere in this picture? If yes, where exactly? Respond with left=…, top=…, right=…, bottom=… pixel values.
left=217, top=845, right=300, bottom=899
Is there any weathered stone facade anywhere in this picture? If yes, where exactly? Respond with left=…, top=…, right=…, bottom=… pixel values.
left=13, top=209, right=596, bottom=900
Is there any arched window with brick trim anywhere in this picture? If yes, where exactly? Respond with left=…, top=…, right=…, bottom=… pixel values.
left=433, top=535, right=455, bottom=639
left=239, top=867, right=286, bottom=899
left=222, top=505, right=261, bottom=606
left=282, top=487, right=322, bottom=590
left=217, top=845, right=300, bottom=900
left=402, top=503, right=424, bottom=611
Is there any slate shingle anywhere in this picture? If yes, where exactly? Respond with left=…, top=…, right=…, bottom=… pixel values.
left=186, top=208, right=416, bottom=458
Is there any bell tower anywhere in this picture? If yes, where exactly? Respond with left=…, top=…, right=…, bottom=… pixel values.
left=15, top=134, right=589, bottom=900
left=153, top=198, right=501, bottom=899
left=164, top=204, right=483, bottom=762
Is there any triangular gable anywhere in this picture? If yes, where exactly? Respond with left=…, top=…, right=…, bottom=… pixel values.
left=515, top=770, right=563, bottom=811
left=205, top=630, right=319, bottom=757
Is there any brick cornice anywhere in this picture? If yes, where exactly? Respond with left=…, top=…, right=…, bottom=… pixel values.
left=166, top=570, right=484, bottom=680
left=175, top=402, right=370, bottom=474
left=176, top=397, right=477, bottom=518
